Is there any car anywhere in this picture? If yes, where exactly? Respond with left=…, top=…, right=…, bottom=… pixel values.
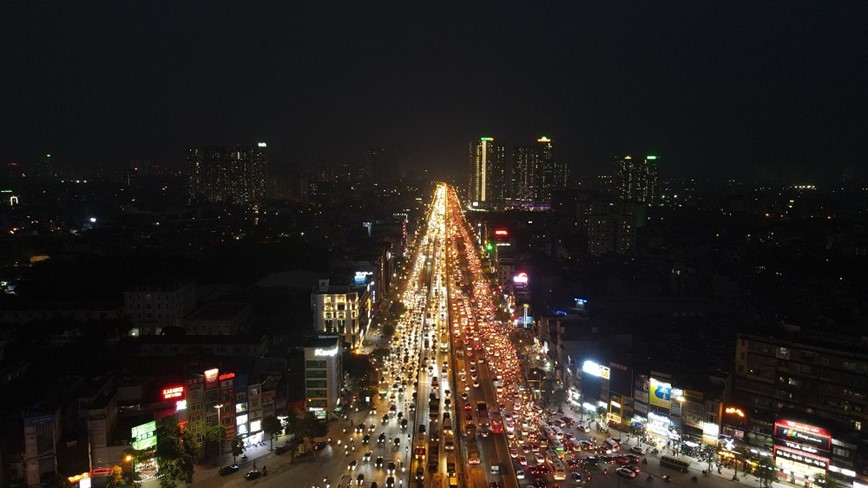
left=375, top=456, right=384, bottom=468
left=219, top=464, right=240, bottom=476
left=363, top=434, right=371, bottom=445
left=631, top=446, right=644, bottom=455
left=386, top=476, right=396, bottom=487
left=515, top=467, right=525, bottom=479
left=518, top=456, right=528, bottom=466
left=364, top=451, right=373, bottom=462
left=387, top=462, right=396, bottom=474
left=356, top=473, right=365, bottom=485
left=534, top=452, right=546, bottom=464
left=617, top=467, right=637, bottom=478
left=356, top=425, right=365, bottom=434
left=473, top=381, right=480, bottom=388
left=626, top=454, right=641, bottom=463
left=415, top=466, right=425, bottom=481
left=348, top=460, right=358, bottom=470
left=510, top=447, right=518, bottom=458
left=314, top=440, right=328, bottom=451
left=244, top=470, right=262, bottom=481
left=378, top=433, right=387, bottom=443
left=274, top=445, right=289, bottom=454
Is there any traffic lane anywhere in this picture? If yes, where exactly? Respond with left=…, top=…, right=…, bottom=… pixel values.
left=476, top=352, right=519, bottom=488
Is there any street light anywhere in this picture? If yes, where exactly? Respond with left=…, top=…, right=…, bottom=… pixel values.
left=214, top=404, right=224, bottom=461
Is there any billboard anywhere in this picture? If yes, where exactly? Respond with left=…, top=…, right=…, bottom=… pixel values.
left=582, top=360, right=611, bottom=379
left=131, top=421, right=157, bottom=450
left=773, top=420, right=831, bottom=451
left=649, top=377, right=672, bottom=409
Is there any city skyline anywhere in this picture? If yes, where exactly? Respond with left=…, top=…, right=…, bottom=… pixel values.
left=2, top=3, right=867, bottom=182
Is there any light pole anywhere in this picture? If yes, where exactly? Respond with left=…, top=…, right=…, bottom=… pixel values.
left=214, top=404, right=224, bottom=463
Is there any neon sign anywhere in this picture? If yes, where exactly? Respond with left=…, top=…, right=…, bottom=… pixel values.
left=494, top=229, right=508, bottom=237
left=315, top=346, right=339, bottom=357
left=513, top=272, right=529, bottom=285
left=162, top=386, right=184, bottom=400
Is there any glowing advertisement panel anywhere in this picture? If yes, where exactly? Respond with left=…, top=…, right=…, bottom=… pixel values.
left=649, top=378, right=672, bottom=409
left=774, top=445, right=829, bottom=470
left=773, top=420, right=831, bottom=451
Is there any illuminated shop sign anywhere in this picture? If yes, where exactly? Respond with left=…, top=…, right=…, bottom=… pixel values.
left=131, top=421, right=157, bottom=450
left=315, top=346, right=339, bottom=357
left=649, top=378, right=672, bottom=409
left=513, top=272, right=529, bottom=285
left=494, top=229, right=508, bottom=237
left=582, top=360, right=611, bottom=379
left=774, top=420, right=831, bottom=450
left=162, top=386, right=184, bottom=400
left=774, top=445, right=829, bottom=470
left=354, top=271, right=373, bottom=284
left=204, top=368, right=219, bottom=384
left=219, top=372, right=235, bottom=381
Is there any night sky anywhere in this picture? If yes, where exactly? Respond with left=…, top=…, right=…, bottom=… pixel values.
left=2, top=2, right=867, bottom=181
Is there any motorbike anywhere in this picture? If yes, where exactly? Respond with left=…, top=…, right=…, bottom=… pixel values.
left=661, top=475, right=671, bottom=483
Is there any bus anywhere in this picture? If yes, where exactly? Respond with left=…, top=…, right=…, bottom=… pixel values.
left=490, top=412, right=504, bottom=434
left=545, top=450, right=567, bottom=481
left=660, top=455, right=692, bottom=472
left=549, top=436, right=564, bottom=454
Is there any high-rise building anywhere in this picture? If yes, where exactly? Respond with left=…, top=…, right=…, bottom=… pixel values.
left=365, top=147, right=400, bottom=183
left=468, top=137, right=505, bottom=209
left=187, top=143, right=267, bottom=204
left=616, top=155, right=659, bottom=205
left=511, top=136, right=567, bottom=206
left=511, top=144, right=537, bottom=204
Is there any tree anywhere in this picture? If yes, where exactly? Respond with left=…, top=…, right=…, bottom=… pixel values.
left=755, top=456, right=778, bottom=488
left=262, top=415, right=282, bottom=451
left=155, top=424, right=198, bottom=488
left=105, top=465, right=125, bottom=488
left=815, top=473, right=842, bottom=488
left=283, top=408, right=304, bottom=463
left=551, top=387, right=568, bottom=407
left=698, top=446, right=718, bottom=473
left=231, top=435, right=245, bottom=463
left=382, top=323, right=396, bottom=337
left=204, top=425, right=227, bottom=463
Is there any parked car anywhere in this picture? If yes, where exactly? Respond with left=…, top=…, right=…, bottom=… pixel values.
left=219, top=464, right=239, bottom=476
left=244, top=469, right=262, bottom=481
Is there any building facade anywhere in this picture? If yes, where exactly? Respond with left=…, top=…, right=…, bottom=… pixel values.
left=616, top=155, right=659, bottom=205
left=123, top=279, right=197, bottom=335
left=469, top=137, right=506, bottom=210
left=187, top=143, right=267, bottom=204
left=304, top=335, right=343, bottom=419
left=732, top=333, right=868, bottom=485
left=310, top=279, right=361, bottom=348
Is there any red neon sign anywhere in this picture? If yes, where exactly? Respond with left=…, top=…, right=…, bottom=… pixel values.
left=494, top=229, right=508, bottom=236
left=218, top=372, right=235, bottom=381
left=162, top=385, right=185, bottom=400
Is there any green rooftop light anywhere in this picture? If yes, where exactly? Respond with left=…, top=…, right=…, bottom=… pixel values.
left=1, top=190, right=12, bottom=193
left=480, top=137, right=494, bottom=141
left=45, top=154, right=52, bottom=158
left=646, top=155, right=658, bottom=160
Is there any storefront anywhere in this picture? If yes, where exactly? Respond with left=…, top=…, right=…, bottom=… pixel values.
left=772, top=419, right=831, bottom=483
